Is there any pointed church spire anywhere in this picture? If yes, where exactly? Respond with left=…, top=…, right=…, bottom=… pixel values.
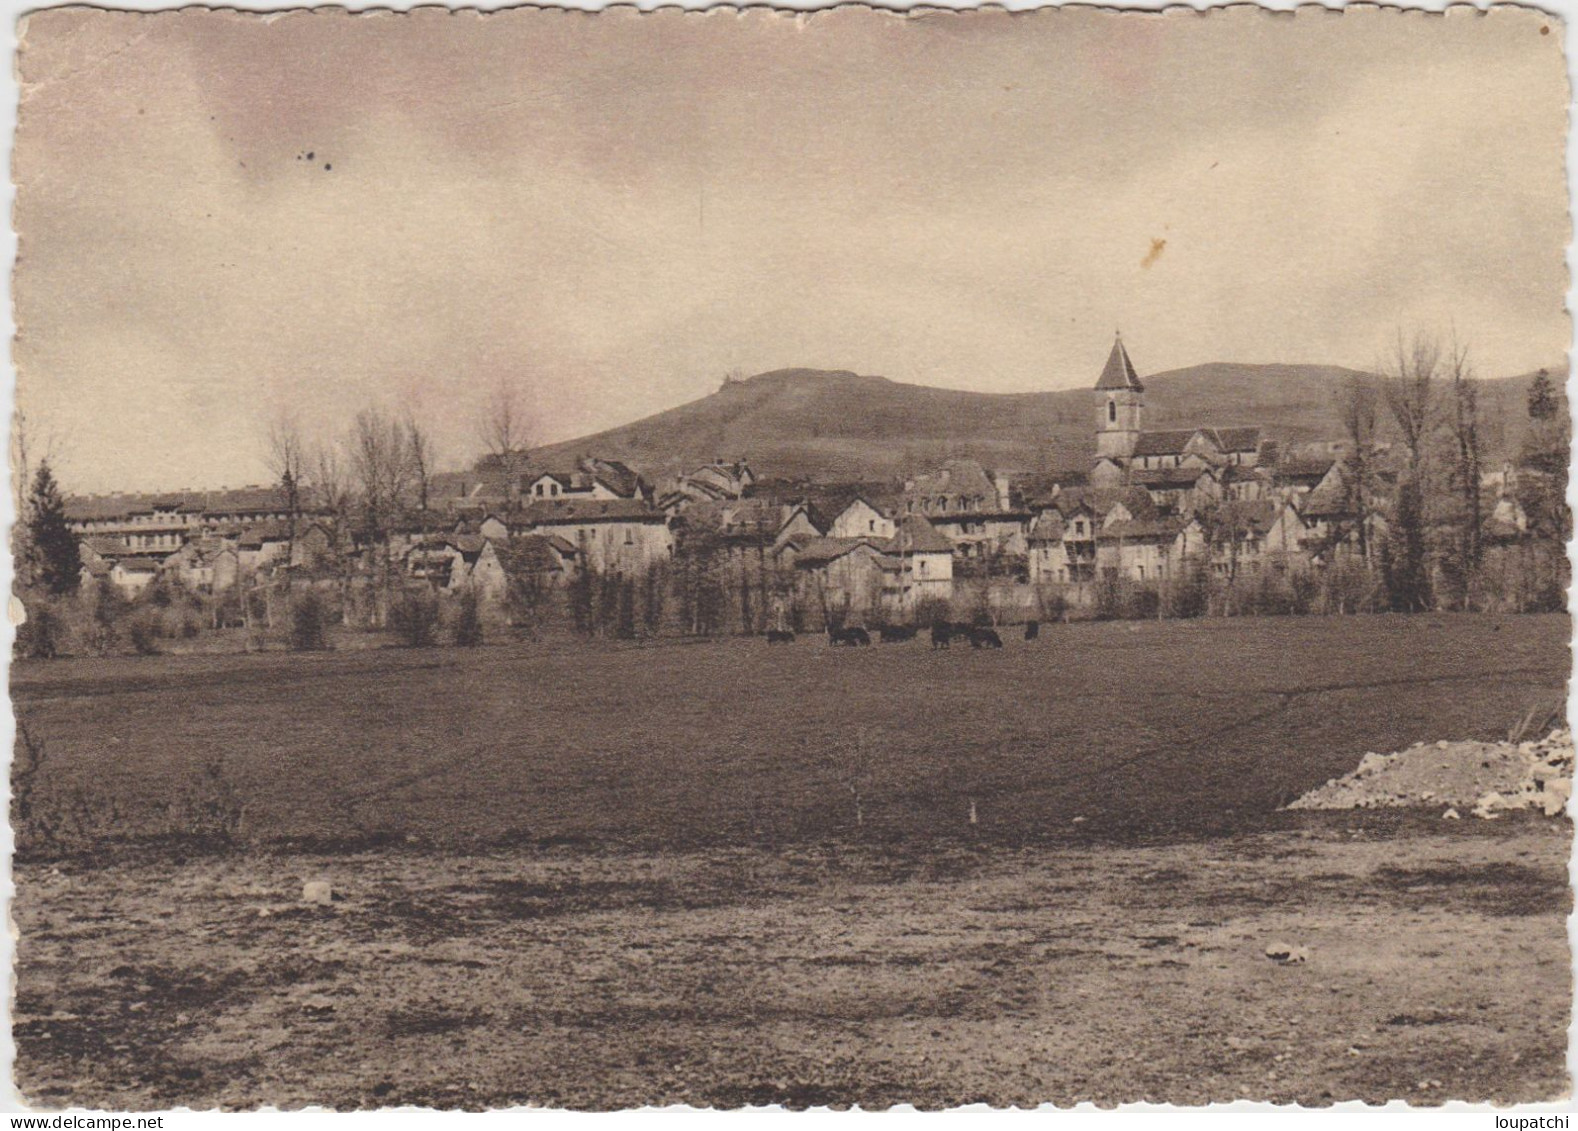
left=1095, top=332, right=1144, bottom=392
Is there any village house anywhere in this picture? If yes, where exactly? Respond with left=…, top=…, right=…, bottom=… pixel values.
left=496, top=532, right=580, bottom=591
left=515, top=497, right=673, bottom=576
left=109, top=558, right=159, bottom=594
left=888, top=514, right=955, bottom=607
left=1202, top=499, right=1312, bottom=579
left=524, top=457, right=645, bottom=503
left=1028, top=486, right=1157, bottom=586
left=902, top=460, right=1029, bottom=560
left=777, top=536, right=897, bottom=626
left=775, top=510, right=955, bottom=622
left=657, top=459, right=756, bottom=511
left=1094, top=515, right=1200, bottom=584
left=163, top=537, right=241, bottom=593
left=827, top=496, right=895, bottom=540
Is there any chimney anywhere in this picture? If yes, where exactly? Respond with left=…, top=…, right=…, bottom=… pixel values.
left=994, top=473, right=1010, bottom=511
left=940, top=468, right=950, bottom=486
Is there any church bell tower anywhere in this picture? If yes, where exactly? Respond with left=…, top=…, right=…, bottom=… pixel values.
left=1094, top=332, right=1144, bottom=463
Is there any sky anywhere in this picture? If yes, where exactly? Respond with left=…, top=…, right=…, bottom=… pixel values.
left=13, top=5, right=1571, bottom=493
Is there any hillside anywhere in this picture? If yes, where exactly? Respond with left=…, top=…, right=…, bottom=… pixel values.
left=534, top=362, right=1564, bottom=484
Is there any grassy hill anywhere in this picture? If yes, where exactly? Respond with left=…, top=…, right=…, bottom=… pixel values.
left=535, top=362, right=1563, bottom=483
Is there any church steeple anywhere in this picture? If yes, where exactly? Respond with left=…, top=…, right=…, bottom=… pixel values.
left=1095, top=332, right=1144, bottom=463
left=1095, top=331, right=1144, bottom=392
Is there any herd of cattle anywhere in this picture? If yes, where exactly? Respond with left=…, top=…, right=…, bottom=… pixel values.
left=765, top=621, right=1041, bottom=649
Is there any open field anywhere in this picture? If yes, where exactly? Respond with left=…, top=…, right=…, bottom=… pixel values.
left=11, top=614, right=1571, bottom=849
left=12, top=614, right=1571, bottom=1108
left=13, top=820, right=1570, bottom=1108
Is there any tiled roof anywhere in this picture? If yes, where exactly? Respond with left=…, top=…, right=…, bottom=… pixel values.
left=786, top=536, right=890, bottom=567
left=1095, top=335, right=1144, bottom=392
left=906, top=459, right=998, bottom=503
left=1202, top=427, right=1262, bottom=453
left=503, top=535, right=573, bottom=573
left=1027, top=511, right=1065, bottom=543
left=1097, top=516, right=1188, bottom=543
left=1299, top=489, right=1353, bottom=519
left=66, top=487, right=293, bottom=523
left=517, top=498, right=665, bottom=526
left=1275, top=457, right=1339, bottom=483
left=1130, top=430, right=1201, bottom=458
left=1051, top=486, right=1158, bottom=521
left=1132, top=467, right=1212, bottom=490
left=891, top=514, right=954, bottom=554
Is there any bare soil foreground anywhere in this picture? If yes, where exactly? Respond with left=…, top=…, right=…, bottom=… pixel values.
left=13, top=819, right=1570, bottom=1109
left=11, top=615, right=1572, bottom=1108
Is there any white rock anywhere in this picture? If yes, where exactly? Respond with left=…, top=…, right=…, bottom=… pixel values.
left=1472, top=792, right=1506, bottom=820
left=1540, top=778, right=1571, bottom=817
left=1441, top=808, right=1460, bottom=820
left=302, top=881, right=334, bottom=905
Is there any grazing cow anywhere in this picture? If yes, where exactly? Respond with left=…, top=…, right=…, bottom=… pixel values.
left=766, top=629, right=796, bottom=644
left=930, top=622, right=951, bottom=649
left=879, top=625, right=917, bottom=644
left=969, top=627, right=1003, bottom=649
left=829, top=626, right=872, bottom=647
left=1024, top=620, right=1040, bottom=641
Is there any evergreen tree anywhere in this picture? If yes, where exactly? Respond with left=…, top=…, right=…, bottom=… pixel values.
left=25, top=461, right=81, bottom=596
left=1528, top=367, right=1559, bottom=423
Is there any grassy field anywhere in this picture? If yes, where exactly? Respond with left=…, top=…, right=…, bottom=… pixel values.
left=11, top=614, right=1570, bottom=850
left=11, top=614, right=1571, bottom=1108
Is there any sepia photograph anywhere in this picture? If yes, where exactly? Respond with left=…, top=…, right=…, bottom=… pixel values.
left=6, top=3, right=1573, bottom=1111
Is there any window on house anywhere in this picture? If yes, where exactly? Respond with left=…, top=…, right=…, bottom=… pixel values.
left=624, top=529, right=635, bottom=545
left=1108, top=400, right=1116, bottom=423
left=1137, top=565, right=1145, bottom=579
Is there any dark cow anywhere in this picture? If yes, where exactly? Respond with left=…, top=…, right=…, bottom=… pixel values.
left=829, top=627, right=872, bottom=647
left=969, top=627, right=1003, bottom=649
left=766, top=629, right=796, bottom=644
left=930, top=622, right=951, bottom=649
left=1024, top=620, right=1040, bottom=641
left=879, top=625, right=917, bottom=644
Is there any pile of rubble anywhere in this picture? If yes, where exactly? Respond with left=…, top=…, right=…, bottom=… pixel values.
left=1287, top=729, right=1573, bottom=819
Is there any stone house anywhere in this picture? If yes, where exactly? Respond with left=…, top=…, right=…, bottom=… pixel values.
left=517, top=497, right=673, bottom=577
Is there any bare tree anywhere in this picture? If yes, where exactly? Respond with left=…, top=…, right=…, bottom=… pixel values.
left=1336, top=372, right=1379, bottom=563
left=264, top=411, right=309, bottom=580
left=310, top=439, right=352, bottom=521
left=1381, top=329, right=1440, bottom=468
left=309, top=438, right=355, bottom=623
left=477, top=376, right=531, bottom=483
left=405, top=412, right=437, bottom=519
left=1445, top=335, right=1483, bottom=602
left=350, top=407, right=414, bottom=624
left=1378, top=330, right=1441, bottom=612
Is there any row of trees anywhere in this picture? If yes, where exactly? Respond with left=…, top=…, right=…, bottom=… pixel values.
left=261, top=376, right=533, bottom=626
left=1333, top=333, right=1568, bottom=614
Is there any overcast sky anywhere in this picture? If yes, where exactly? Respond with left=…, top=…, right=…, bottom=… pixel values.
left=15, top=5, right=1570, bottom=492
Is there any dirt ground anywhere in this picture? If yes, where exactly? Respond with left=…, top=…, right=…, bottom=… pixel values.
left=13, top=815, right=1570, bottom=1110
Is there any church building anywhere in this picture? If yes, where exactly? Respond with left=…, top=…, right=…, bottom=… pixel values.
left=1086, top=334, right=1263, bottom=508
